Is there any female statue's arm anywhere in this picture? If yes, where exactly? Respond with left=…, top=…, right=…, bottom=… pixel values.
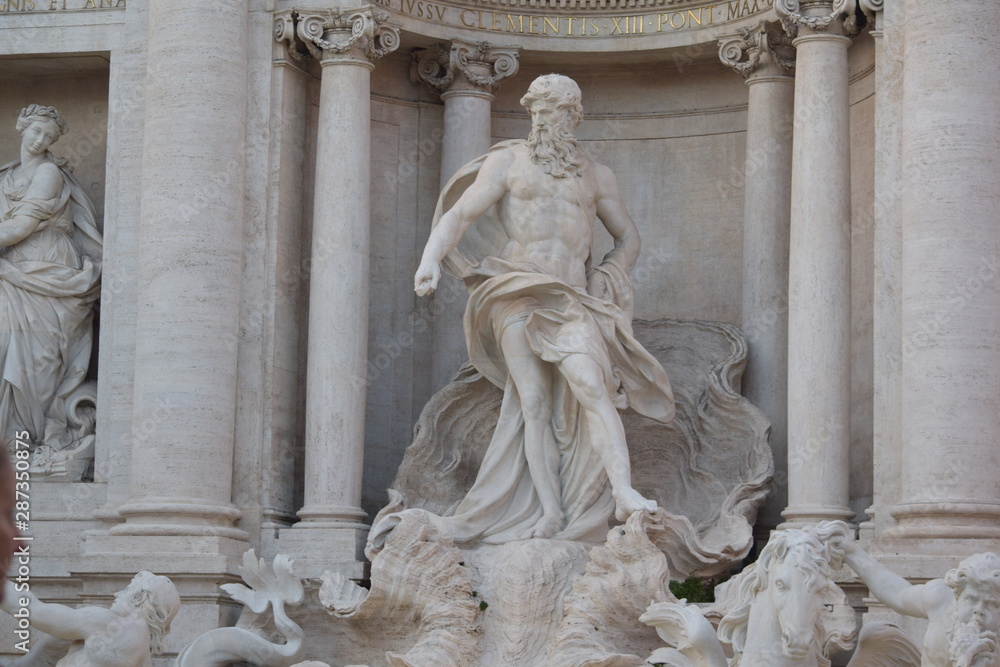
left=0, top=162, right=61, bottom=247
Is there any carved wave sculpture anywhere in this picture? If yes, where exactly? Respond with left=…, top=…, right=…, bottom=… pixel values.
left=386, top=318, right=773, bottom=577
left=321, top=507, right=482, bottom=667
left=356, top=318, right=773, bottom=664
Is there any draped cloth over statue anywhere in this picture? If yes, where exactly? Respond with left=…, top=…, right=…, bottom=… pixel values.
left=371, top=142, right=674, bottom=547
left=0, top=158, right=102, bottom=449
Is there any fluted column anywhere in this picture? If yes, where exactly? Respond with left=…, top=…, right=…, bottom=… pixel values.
left=411, top=40, right=519, bottom=391
left=719, top=21, right=795, bottom=532
left=275, top=8, right=399, bottom=577
left=111, top=0, right=249, bottom=541
left=778, top=0, right=860, bottom=527
left=887, top=0, right=1000, bottom=541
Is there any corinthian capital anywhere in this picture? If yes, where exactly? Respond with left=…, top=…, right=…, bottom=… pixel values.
left=411, top=39, right=520, bottom=96
left=719, top=20, right=795, bottom=79
left=274, top=7, right=400, bottom=64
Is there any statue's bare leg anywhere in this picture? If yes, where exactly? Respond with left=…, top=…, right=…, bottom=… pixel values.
left=558, top=353, right=657, bottom=521
left=500, top=322, right=564, bottom=538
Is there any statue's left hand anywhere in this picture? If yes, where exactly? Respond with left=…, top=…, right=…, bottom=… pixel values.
left=586, top=270, right=609, bottom=300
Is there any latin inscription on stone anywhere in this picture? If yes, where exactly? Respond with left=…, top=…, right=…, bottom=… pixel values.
left=0, top=0, right=123, bottom=11
left=372, top=0, right=772, bottom=37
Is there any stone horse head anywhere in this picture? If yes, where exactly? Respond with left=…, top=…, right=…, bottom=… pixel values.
left=716, top=521, right=857, bottom=667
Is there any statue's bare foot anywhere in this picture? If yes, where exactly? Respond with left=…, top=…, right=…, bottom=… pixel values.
left=520, top=512, right=563, bottom=540
left=614, top=488, right=658, bottom=522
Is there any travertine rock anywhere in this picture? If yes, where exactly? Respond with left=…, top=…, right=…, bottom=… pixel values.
left=323, top=509, right=481, bottom=667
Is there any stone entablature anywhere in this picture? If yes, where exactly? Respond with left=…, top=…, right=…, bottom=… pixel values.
left=380, top=0, right=774, bottom=42
left=4, top=0, right=785, bottom=55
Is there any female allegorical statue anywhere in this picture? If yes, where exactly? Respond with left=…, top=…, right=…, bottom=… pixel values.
left=0, top=105, right=102, bottom=456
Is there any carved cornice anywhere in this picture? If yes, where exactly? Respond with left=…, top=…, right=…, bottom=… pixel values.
left=411, top=39, right=520, bottom=95
left=274, top=7, right=400, bottom=64
left=774, top=0, right=880, bottom=37
left=719, top=20, right=795, bottom=79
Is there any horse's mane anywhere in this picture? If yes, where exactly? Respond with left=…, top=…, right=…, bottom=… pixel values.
left=717, top=521, right=855, bottom=666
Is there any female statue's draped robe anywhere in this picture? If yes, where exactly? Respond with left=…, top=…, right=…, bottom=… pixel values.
left=0, top=156, right=102, bottom=450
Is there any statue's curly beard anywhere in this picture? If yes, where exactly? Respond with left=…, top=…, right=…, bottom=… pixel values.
left=526, top=120, right=583, bottom=179
left=947, top=610, right=1000, bottom=667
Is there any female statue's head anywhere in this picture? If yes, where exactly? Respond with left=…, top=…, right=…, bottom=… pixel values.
left=16, top=104, right=69, bottom=156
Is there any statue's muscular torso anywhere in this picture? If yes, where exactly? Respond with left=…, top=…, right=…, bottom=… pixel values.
left=495, top=144, right=599, bottom=290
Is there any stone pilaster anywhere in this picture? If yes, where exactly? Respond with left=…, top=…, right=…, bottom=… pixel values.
left=411, top=39, right=519, bottom=392
left=777, top=0, right=862, bottom=527
left=885, top=0, right=1000, bottom=548
left=866, top=0, right=900, bottom=542
left=719, top=21, right=795, bottom=533
left=275, top=7, right=399, bottom=579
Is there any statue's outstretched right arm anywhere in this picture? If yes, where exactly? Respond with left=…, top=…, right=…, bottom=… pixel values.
left=415, top=149, right=512, bottom=295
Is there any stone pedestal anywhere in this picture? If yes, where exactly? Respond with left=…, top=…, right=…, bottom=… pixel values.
left=719, top=21, right=795, bottom=532
left=778, top=1, right=855, bottom=527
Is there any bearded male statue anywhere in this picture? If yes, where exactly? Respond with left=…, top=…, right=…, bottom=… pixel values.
left=840, top=541, right=1000, bottom=667
left=372, top=74, right=675, bottom=548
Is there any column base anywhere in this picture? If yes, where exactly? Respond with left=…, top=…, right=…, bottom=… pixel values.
left=886, top=502, right=1000, bottom=539
left=267, top=523, right=369, bottom=580
left=778, top=504, right=855, bottom=528
left=111, top=498, right=248, bottom=540
left=867, top=535, right=1000, bottom=582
